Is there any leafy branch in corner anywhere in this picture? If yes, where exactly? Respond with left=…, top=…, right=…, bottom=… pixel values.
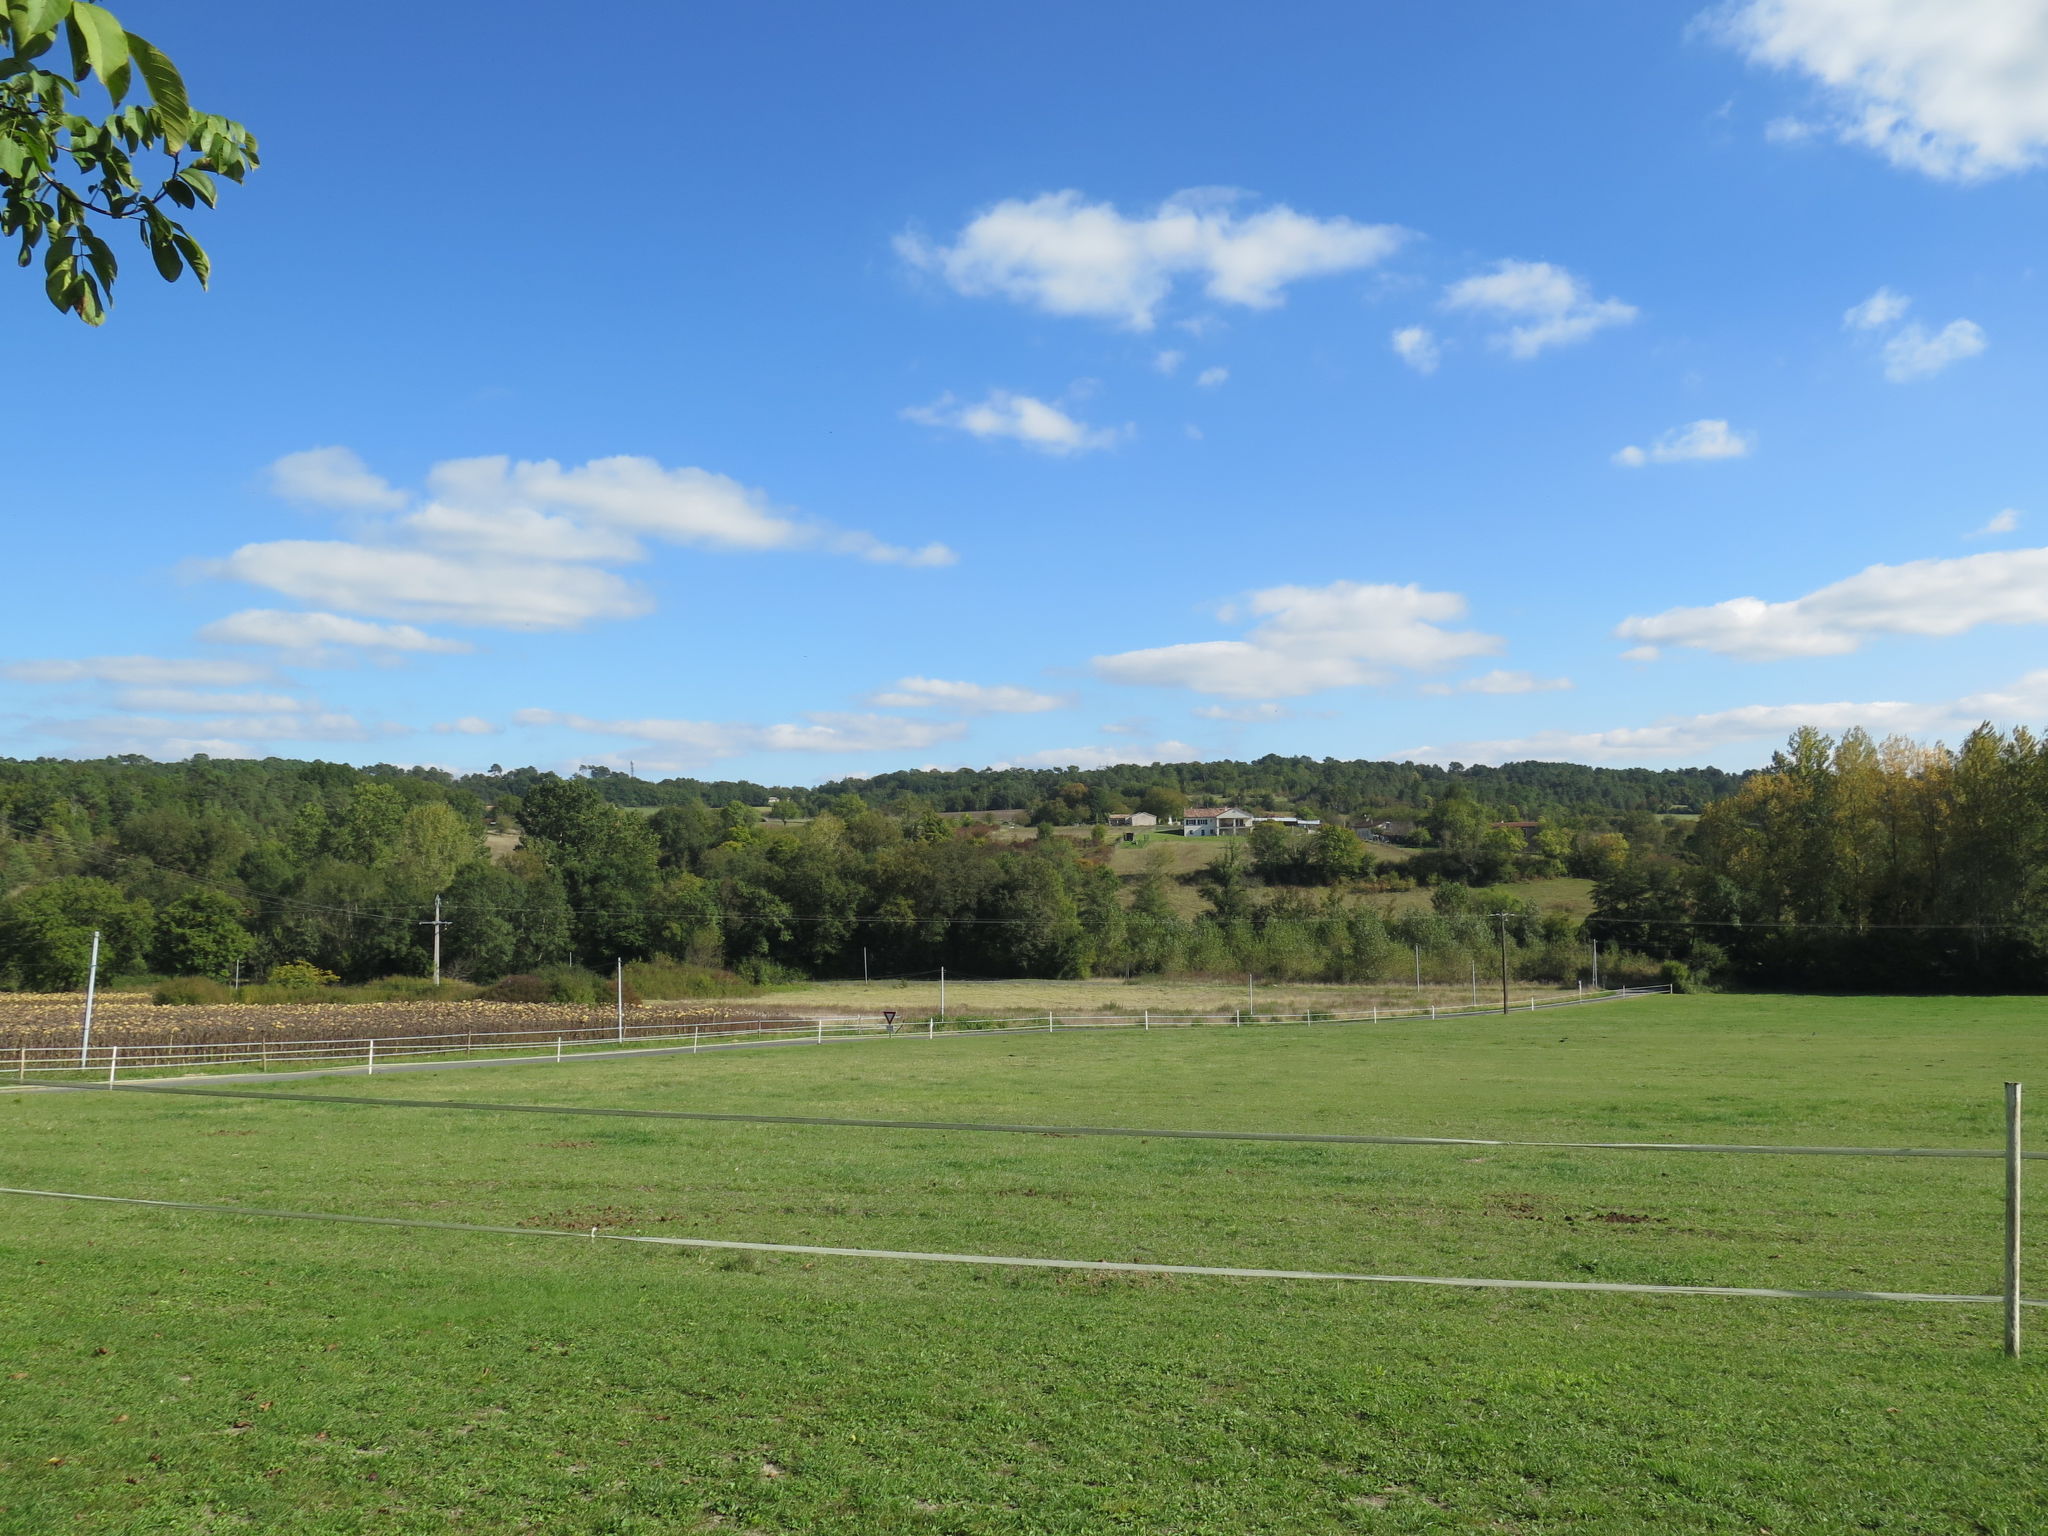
left=1, top=0, right=257, bottom=323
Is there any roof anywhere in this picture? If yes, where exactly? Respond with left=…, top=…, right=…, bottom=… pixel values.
left=1185, top=806, right=1249, bottom=818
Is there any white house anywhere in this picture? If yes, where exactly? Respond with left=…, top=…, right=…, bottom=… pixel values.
left=1106, top=811, right=1158, bottom=827
left=1183, top=806, right=1254, bottom=836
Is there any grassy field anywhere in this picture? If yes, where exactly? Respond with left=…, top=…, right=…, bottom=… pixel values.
left=3, top=994, right=2045, bottom=1533
left=762, top=974, right=1588, bottom=1018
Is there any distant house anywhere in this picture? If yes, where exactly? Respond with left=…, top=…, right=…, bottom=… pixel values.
left=1106, top=811, right=1158, bottom=828
left=1359, top=818, right=1418, bottom=844
left=1492, top=819, right=1542, bottom=848
left=1253, top=815, right=1322, bottom=829
left=1184, top=806, right=1254, bottom=836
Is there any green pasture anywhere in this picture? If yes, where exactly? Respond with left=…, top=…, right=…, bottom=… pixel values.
left=3, top=994, right=2046, bottom=1533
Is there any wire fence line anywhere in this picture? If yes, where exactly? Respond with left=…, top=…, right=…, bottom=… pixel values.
left=51, top=1078, right=2048, bottom=1164
left=2, top=1183, right=2036, bottom=1313
left=10, top=985, right=1671, bottom=1083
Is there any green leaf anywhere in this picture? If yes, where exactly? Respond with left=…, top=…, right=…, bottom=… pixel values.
left=9, top=0, right=70, bottom=49
left=170, top=227, right=206, bottom=288
left=173, top=165, right=216, bottom=207
left=124, top=32, right=188, bottom=145
left=66, top=2, right=129, bottom=86
left=146, top=231, right=180, bottom=281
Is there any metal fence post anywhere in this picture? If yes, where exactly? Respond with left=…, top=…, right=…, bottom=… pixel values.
left=2007, top=1081, right=2024, bottom=1359
left=107, top=1044, right=118, bottom=1087
left=556, top=1037, right=564, bottom=1064
left=366, top=1038, right=376, bottom=1076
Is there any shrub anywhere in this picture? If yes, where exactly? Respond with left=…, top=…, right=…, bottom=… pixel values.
left=480, top=966, right=640, bottom=1006
left=268, top=960, right=339, bottom=989
left=153, top=976, right=234, bottom=1005
left=623, top=959, right=759, bottom=999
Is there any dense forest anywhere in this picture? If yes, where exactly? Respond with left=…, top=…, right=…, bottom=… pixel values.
left=0, top=750, right=1714, bottom=993
left=5, top=733, right=2042, bottom=995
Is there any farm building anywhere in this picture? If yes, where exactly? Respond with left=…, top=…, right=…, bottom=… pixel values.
left=1184, top=806, right=1254, bottom=836
left=1106, top=811, right=1158, bottom=827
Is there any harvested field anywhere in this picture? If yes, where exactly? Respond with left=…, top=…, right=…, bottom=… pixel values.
left=0, top=993, right=806, bottom=1053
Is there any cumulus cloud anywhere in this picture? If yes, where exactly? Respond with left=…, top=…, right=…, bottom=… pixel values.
left=1612, top=419, right=1754, bottom=467
left=433, top=716, right=499, bottom=735
left=1420, top=670, right=1574, bottom=696
left=1882, top=318, right=1986, bottom=380
left=198, top=610, right=475, bottom=654
left=992, top=741, right=1202, bottom=770
left=1420, top=669, right=2048, bottom=764
left=2, top=655, right=275, bottom=686
left=38, top=710, right=380, bottom=755
left=1715, top=0, right=2048, bottom=181
left=1093, top=579, right=1501, bottom=699
left=1844, top=286, right=1911, bottom=329
left=267, top=446, right=407, bottom=511
left=902, top=391, right=1125, bottom=455
left=514, top=708, right=968, bottom=766
left=1441, top=260, right=1638, bottom=358
left=867, top=677, right=1069, bottom=713
left=1391, top=325, right=1441, bottom=374
left=1616, top=546, right=2048, bottom=660
left=1192, top=702, right=1294, bottom=721
left=1154, top=350, right=1185, bottom=375
left=212, top=450, right=955, bottom=638
left=112, top=688, right=306, bottom=714
left=1968, top=508, right=2022, bottom=538
left=1195, top=366, right=1229, bottom=388
left=897, top=188, right=1408, bottom=330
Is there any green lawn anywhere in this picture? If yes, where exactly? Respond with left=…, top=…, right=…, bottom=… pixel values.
left=3, top=994, right=2046, bottom=1534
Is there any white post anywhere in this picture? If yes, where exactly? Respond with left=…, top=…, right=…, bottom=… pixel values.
left=366, top=1038, right=376, bottom=1075
left=1247, top=973, right=1254, bottom=1016
left=1234, top=1008, right=1241, bottom=1026
left=1143, top=1009, right=1149, bottom=1031
left=1414, top=944, right=1420, bottom=989
left=1048, top=1012, right=1054, bottom=1032
left=939, top=966, right=946, bottom=1020
left=615, top=958, right=625, bottom=1043
left=79, top=928, right=101, bottom=1069
left=817, top=1019, right=824, bottom=1044
left=862, top=947, right=869, bottom=984
left=556, top=1037, right=564, bottom=1063
left=431, top=895, right=444, bottom=985
left=693, top=1026, right=701, bottom=1052
left=17, top=1044, right=25, bottom=1083
left=2006, top=1081, right=2023, bottom=1359
left=1529, top=995, right=1536, bottom=1012
left=107, top=1043, right=118, bottom=1087
left=1430, top=1005, right=1435, bottom=1020
left=928, top=1017, right=934, bottom=1039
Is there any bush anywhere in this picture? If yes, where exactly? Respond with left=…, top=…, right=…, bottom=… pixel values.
left=268, top=960, right=339, bottom=989
left=480, top=966, right=641, bottom=1006
left=623, top=959, right=759, bottom=999
left=153, top=976, right=234, bottom=1005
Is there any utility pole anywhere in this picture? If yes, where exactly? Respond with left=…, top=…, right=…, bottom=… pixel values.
left=939, top=965, right=946, bottom=1020
left=1592, top=936, right=1601, bottom=990
left=79, top=929, right=101, bottom=1069
left=1247, top=972, right=1254, bottom=1017
left=1491, top=913, right=1512, bottom=1015
left=862, top=946, right=869, bottom=984
left=615, top=957, right=625, bottom=1042
left=1413, top=944, right=1421, bottom=990
left=421, top=895, right=451, bottom=985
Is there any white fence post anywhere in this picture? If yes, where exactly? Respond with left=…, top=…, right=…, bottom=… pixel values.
left=1048, top=1012, right=1054, bottom=1032
left=366, top=1038, right=376, bottom=1076
left=556, top=1037, right=564, bottom=1064
left=107, top=1044, right=118, bottom=1087
left=2007, top=1081, right=2024, bottom=1359
left=817, top=1019, right=824, bottom=1044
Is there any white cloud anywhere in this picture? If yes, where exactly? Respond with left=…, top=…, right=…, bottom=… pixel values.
left=1422, top=669, right=2048, bottom=764
left=1881, top=318, right=1986, bottom=380
left=514, top=708, right=968, bottom=766
left=433, top=716, right=499, bottom=735
left=1844, top=286, right=1911, bottom=329
left=1195, top=366, right=1229, bottom=388
left=902, top=391, right=1125, bottom=455
left=1093, top=579, right=1501, bottom=699
left=1192, top=702, right=1293, bottom=721
left=1391, top=325, right=1441, bottom=374
left=1154, top=350, right=1185, bottom=375
left=898, top=189, right=1408, bottom=330
left=992, top=741, right=1202, bottom=770
left=2, top=655, right=275, bottom=686
left=1765, top=114, right=1821, bottom=142
left=1617, top=545, right=2048, bottom=660
left=867, top=677, right=1069, bottom=713
left=267, top=446, right=407, bottom=511
left=216, top=541, right=652, bottom=632
left=112, top=688, right=306, bottom=714
left=1968, top=508, right=2023, bottom=538
left=1430, top=670, right=1575, bottom=695
left=1612, top=419, right=1754, bottom=467
left=215, top=450, right=954, bottom=637
left=1441, top=260, right=1638, bottom=358
left=198, top=609, right=474, bottom=654
left=40, top=711, right=378, bottom=752
left=1716, top=0, right=2048, bottom=181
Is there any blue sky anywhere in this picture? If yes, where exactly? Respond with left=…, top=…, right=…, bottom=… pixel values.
left=5, top=0, right=2046, bottom=782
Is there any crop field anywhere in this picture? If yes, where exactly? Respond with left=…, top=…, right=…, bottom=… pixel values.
left=0, top=995, right=801, bottom=1056
left=3, top=994, right=2046, bottom=1533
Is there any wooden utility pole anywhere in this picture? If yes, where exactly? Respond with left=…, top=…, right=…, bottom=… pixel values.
left=1490, top=913, right=1512, bottom=1015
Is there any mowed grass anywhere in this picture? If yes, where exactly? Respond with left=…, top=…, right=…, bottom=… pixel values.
left=3, top=994, right=2046, bottom=1534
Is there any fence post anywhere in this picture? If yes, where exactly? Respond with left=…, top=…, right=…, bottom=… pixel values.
left=1048, top=1012, right=1054, bottom=1033
left=928, top=1017, right=934, bottom=1039
left=366, top=1038, right=376, bottom=1076
left=16, top=1044, right=24, bottom=1083
left=1143, top=1010, right=1149, bottom=1031
left=556, top=1037, right=564, bottom=1064
left=694, top=1025, right=701, bottom=1053
left=107, top=1044, right=118, bottom=1087
left=817, top=1019, right=824, bottom=1044
left=2007, top=1081, right=2024, bottom=1359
